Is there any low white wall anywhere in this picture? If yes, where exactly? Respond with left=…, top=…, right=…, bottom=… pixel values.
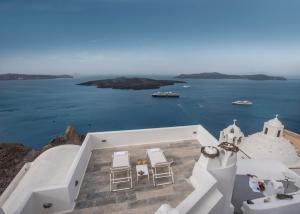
left=88, top=125, right=201, bottom=149
left=1, top=144, right=88, bottom=214
left=21, top=187, right=72, bottom=214
left=158, top=149, right=237, bottom=214
left=14, top=140, right=93, bottom=214
left=209, top=164, right=237, bottom=214
left=177, top=168, right=219, bottom=213
left=19, top=193, right=36, bottom=214
left=65, top=134, right=93, bottom=206
left=0, top=162, right=31, bottom=207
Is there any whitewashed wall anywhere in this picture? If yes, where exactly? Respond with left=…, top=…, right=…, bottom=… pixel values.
left=176, top=168, right=221, bottom=214
left=89, top=125, right=200, bottom=149
left=21, top=187, right=72, bottom=214
left=0, top=163, right=31, bottom=207
left=66, top=135, right=93, bottom=204
left=157, top=149, right=237, bottom=214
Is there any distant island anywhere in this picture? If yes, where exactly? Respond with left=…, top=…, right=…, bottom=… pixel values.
left=78, top=77, right=186, bottom=90
left=175, top=72, right=286, bottom=80
left=0, top=73, right=73, bottom=81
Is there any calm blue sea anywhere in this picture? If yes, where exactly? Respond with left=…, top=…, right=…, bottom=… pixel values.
left=0, top=76, right=300, bottom=149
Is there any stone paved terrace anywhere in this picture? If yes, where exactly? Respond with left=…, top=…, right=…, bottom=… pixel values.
left=72, top=140, right=201, bottom=214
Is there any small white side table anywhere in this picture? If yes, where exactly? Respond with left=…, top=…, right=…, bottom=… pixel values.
left=136, top=164, right=150, bottom=184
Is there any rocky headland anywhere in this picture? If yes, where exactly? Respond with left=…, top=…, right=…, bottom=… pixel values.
left=0, top=73, right=73, bottom=81
left=0, top=126, right=84, bottom=195
left=78, top=77, right=186, bottom=90
left=175, top=72, right=286, bottom=80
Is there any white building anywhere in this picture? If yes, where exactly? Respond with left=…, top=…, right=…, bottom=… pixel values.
left=219, top=119, right=244, bottom=145
left=1, top=124, right=300, bottom=214
left=222, top=115, right=300, bottom=167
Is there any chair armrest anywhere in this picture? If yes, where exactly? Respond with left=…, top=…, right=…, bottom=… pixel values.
left=154, top=161, right=173, bottom=168
left=110, top=166, right=130, bottom=172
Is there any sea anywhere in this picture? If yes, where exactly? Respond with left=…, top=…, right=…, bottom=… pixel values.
left=0, top=75, right=300, bottom=149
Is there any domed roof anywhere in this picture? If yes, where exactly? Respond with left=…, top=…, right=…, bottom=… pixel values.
left=239, top=133, right=299, bottom=166
left=265, top=115, right=284, bottom=128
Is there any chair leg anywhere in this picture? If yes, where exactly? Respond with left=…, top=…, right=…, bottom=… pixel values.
left=110, top=173, right=112, bottom=192
left=171, top=168, right=174, bottom=184
left=153, top=168, right=156, bottom=186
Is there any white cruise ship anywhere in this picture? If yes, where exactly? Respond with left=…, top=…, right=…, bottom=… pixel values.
left=232, top=100, right=253, bottom=105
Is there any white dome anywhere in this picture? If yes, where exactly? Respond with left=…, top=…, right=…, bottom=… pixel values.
left=239, top=133, right=300, bottom=166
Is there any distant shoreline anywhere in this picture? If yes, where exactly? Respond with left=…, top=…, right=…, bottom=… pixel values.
left=0, top=73, right=73, bottom=81
left=175, top=72, right=286, bottom=81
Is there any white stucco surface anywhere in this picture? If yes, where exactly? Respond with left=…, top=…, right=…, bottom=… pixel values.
left=237, top=159, right=299, bottom=180
left=227, top=116, right=300, bottom=167
left=2, top=145, right=80, bottom=213
left=219, top=120, right=244, bottom=145
left=239, top=133, right=300, bottom=166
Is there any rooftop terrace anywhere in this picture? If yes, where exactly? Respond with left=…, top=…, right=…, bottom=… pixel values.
left=72, top=140, right=201, bottom=214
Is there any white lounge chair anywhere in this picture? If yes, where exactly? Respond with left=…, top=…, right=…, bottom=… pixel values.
left=147, top=148, right=174, bottom=186
left=110, top=151, right=133, bottom=191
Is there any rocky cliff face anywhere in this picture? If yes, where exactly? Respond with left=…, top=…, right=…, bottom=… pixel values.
left=42, top=126, right=84, bottom=151
left=0, top=126, right=84, bottom=195
left=0, top=144, right=39, bottom=195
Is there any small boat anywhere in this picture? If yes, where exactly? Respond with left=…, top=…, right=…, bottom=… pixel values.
left=232, top=100, right=253, bottom=105
left=152, top=91, right=180, bottom=98
left=183, top=85, right=191, bottom=88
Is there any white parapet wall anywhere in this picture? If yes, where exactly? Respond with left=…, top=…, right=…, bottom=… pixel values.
left=65, top=135, right=93, bottom=205
left=176, top=168, right=222, bottom=214
left=0, top=162, right=31, bottom=207
left=0, top=145, right=81, bottom=214
left=88, top=125, right=218, bottom=150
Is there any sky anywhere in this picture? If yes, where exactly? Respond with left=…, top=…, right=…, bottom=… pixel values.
left=0, top=0, right=300, bottom=76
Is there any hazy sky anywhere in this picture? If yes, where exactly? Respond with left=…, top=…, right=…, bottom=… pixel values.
left=0, top=0, right=300, bottom=76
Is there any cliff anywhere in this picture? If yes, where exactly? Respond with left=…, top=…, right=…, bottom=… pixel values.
left=0, top=126, right=84, bottom=195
